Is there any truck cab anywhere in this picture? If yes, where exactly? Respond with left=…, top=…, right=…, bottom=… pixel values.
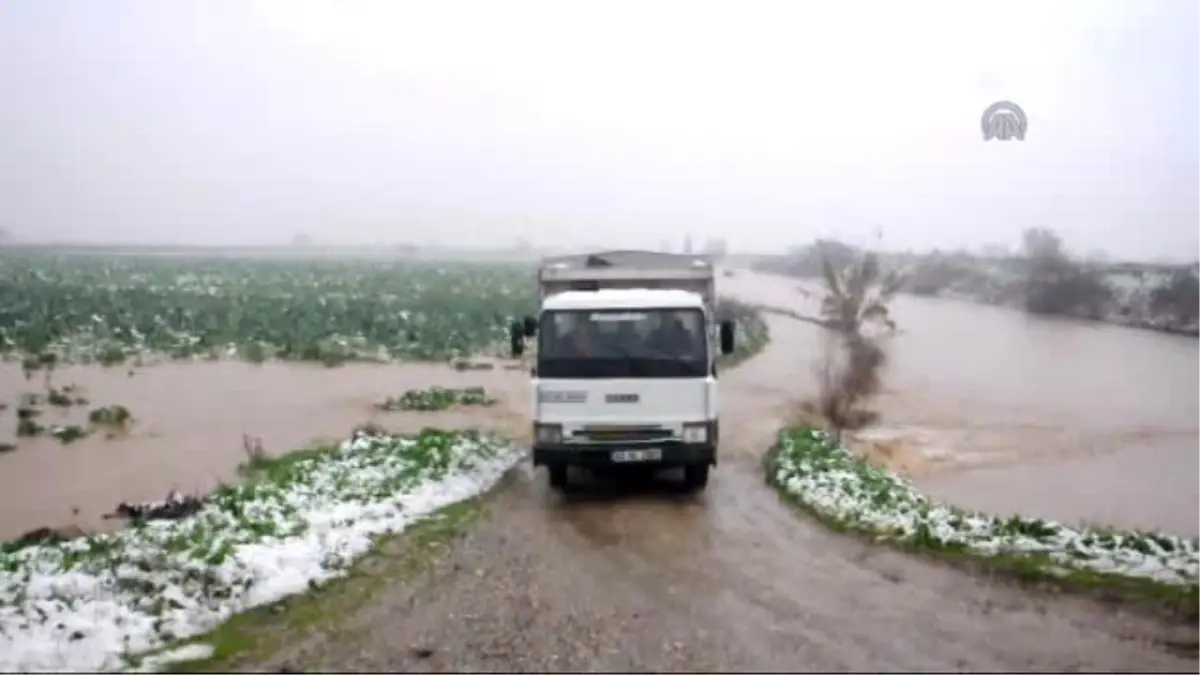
left=509, top=251, right=735, bottom=492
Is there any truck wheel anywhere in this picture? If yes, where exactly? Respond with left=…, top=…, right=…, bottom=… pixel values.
left=682, top=465, right=709, bottom=492
left=547, top=463, right=569, bottom=491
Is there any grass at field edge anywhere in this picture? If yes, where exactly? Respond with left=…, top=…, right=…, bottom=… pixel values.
left=761, top=441, right=1200, bottom=621
left=133, top=494, right=493, bottom=673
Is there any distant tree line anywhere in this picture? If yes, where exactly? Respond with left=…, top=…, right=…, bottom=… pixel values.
left=754, top=228, right=1200, bottom=328
left=1018, top=227, right=1198, bottom=327
left=757, top=239, right=859, bottom=278
left=1148, top=266, right=1200, bottom=327
left=1018, top=227, right=1112, bottom=318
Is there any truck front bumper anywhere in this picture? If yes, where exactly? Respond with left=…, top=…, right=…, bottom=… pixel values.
left=532, top=441, right=716, bottom=468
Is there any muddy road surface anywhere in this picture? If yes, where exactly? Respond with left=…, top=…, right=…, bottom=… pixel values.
left=258, top=274, right=1196, bottom=673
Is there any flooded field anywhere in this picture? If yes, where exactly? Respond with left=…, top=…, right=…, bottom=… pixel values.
left=720, top=269, right=1198, bottom=535
left=260, top=270, right=1195, bottom=673
left=0, top=359, right=531, bottom=541
left=2, top=266, right=1194, bottom=542
left=0, top=264, right=1194, bottom=671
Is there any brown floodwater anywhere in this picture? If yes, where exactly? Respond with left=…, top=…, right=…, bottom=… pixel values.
left=0, top=268, right=1194, bottom=671
left=1, top=268, right=1194, bottom=540
left=262, top=269, right=1195, bottom=673
left=0, top=359, right=532, bottom=541
left=721, top=269, right=1199, bottom=536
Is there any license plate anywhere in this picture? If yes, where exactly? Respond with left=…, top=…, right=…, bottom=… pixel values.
left=610, top=448, right=662, bottom=463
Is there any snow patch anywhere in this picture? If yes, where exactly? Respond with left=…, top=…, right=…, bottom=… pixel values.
left=771, top=427, right=1199, bottom=585
left=0, top=430, right=524, bottom=673
left=126, top=644, right=215, bottom=673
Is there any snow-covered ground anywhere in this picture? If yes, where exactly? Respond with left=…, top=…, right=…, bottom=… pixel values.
left=769, top=428, right=1199, bottom=585
left=0, top=429, right=524, bottom=673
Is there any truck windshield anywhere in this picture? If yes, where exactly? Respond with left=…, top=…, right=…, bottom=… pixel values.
left=537, top=307, right=708, bottom=378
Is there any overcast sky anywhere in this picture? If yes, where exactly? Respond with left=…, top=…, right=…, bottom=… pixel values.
left=0, top=0, right=1196, bottom=259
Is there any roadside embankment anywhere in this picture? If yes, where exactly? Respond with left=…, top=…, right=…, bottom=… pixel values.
left=765, top=426, right=1200, bottom=615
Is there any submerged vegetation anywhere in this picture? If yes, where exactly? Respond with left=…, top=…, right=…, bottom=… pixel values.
left=10, top=395, right=132, bottom=445
left=376, top=386, right=499, bottom=412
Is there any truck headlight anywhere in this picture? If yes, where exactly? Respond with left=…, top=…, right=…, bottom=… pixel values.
left=682, top=423, right=709, bottom=444
left=534, top=423, right=562, bottom=445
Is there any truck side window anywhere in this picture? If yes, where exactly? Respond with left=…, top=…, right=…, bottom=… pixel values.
left=545, top=313, right=575, bottom=358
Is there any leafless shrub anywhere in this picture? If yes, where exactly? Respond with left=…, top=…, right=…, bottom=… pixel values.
left=1021, top=226, right=1114, bottom=317
left=242, top=433, right=266, bottom=462
left=806, top=241, right=901, bottom=439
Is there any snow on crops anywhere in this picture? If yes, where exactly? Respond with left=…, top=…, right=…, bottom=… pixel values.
left=376, top=386, right=498, bottom=412
left=0, top=253, right=538, bottom=365
left=768, top=427, right=1200, bottom=586
left=0, top=428, right=524, bottom=673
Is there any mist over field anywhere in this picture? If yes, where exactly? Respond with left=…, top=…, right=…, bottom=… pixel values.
left=0, top=0, right=1196, bottom=261
left=0, top=3, right=1198, bottom=673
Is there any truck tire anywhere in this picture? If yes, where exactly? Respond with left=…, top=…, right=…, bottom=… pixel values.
left=682, top=464, right=709, bottom=492
left=547, top=463, right=569, bottom=491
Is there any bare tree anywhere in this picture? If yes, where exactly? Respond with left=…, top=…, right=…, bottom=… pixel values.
left=817, top=244, right=904, bottom=334
left=806, top=243, right=903, bottom=440
left=1019, top=226, right=1112, bottom=317
left=1021, top=226, right=1064, bottom=262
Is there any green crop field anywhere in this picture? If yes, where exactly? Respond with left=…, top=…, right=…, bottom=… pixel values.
left=0, top=251, right=540, bottom=366
left=0, top=250, right=768, bottom=369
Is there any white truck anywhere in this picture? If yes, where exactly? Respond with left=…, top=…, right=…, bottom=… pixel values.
left=508, top=250, right=736, bottom=492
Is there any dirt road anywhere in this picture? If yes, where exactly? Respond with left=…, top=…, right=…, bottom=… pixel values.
left=253, top=280, right=1196, bottom=672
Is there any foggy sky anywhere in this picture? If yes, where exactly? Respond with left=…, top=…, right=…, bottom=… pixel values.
left=1, top=0, right=1197, bottom=260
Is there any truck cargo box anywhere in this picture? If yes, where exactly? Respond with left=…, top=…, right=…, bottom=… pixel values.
left=538, top=250, right=716, bottom=310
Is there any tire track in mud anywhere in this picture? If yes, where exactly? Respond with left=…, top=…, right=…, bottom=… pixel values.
left=262, top=273, right=1196, bottom=673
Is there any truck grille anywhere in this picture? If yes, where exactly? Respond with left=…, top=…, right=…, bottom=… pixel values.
left=572, top=426, right=673, bottom=443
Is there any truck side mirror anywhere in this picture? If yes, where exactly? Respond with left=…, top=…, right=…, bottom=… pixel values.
left=509, top=320, right=525, bottom=358
left=719, top=320, right=735, bottom=355
left=522, top=315, right=538, bottom=337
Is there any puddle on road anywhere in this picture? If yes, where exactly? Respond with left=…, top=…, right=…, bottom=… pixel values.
left=0, top=359, right=531, bottom=541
